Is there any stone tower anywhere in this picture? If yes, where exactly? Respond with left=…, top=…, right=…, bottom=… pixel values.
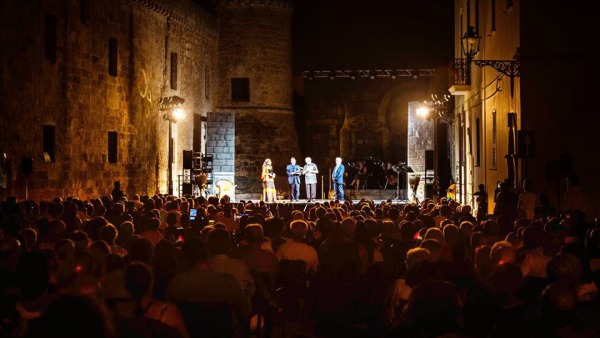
left=215, top=0, right=300, bottom=196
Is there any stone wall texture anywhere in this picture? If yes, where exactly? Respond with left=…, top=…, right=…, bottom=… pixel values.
left=215, top=0, right=300, bottom=193
left=0, top=0, right=217, bottom=200
left=206, top=111, right=235, bottom=197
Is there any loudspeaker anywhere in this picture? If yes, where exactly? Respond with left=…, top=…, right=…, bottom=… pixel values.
left=425, top=150, right=434, bottom=170
left=183, top=150, right=193, bottom=169
left=21, top=157, right=33, bottom=175
left=182, top=182, right=192, bottom=195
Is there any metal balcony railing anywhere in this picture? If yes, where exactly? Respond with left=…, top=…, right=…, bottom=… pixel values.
left=449, top=58, right=470, bottom=87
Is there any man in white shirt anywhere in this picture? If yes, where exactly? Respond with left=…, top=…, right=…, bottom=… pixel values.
left=275, top=220, right=318, bottom=273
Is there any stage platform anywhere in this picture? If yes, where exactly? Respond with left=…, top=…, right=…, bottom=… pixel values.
left=235, top=189, right=410, bottom=205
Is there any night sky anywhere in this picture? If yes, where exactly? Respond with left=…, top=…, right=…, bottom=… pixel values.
left=192, top=0, right=455, bottom=73
left=291, top=0, right=455, bottom=72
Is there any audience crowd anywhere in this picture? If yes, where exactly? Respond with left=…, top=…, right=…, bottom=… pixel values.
left=1, top=178, right=599, bottom=337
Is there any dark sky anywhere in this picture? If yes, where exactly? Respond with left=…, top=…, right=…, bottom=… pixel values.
left=192, top=0, right=455, bottom=73
left=291, top=0, right=455, bottom=72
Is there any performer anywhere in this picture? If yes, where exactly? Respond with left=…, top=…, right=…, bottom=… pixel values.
left=261, top=158, right=277, bottom=202
left=349, top=160, right=368, bottom=189
left=332, top=157, right=345, bottom=202
left=302, top=157, right=319, bottom=202
left=286, top=157, right=302, bottom=202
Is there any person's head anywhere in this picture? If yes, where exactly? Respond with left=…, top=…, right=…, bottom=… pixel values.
left=206, top=228, right=231, bottom=255
left=98, top=224, right=118, bottom=246
left=424, top=227, right=444, bottom=243
left=522, top=226, right=544, bottom=250
left=289, top=220, right=309, bottom=242
left=491, top=262, right=523, bottom=298
left=128, top=237, right=153, bottom=263
left=339, top=217, right=357, bottom=240
left=474, top=245, right=492, bottom=277
left=124, top=262, right=153, bottom=302
left=290, top=157, right=296, bottom=165
left=449, top=178, right=454, bottom=184
left=405, top=247, right=431, bottom=270
left=181, top=237, right=208, bottom=267
left=113, top=181, right=120, bottom=189
left=244, top=223, right=264, bottom=244
left=490, top=241, right=516, bottom=267
left=402, top=280, right=460, bottom=337
left=540, top=282, right=578, bottom=331
left=305, top=157, right=312, bottom=164
left=420, top=239, right=442, bottom=261
left=335, top=157, right=342, bottom=165
left=478, top=183, right=485, bottom=191
left=36, top=295, right=113, bottom=338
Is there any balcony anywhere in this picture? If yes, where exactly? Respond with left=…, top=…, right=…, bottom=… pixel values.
left=448, top=58, right=471, bottom=96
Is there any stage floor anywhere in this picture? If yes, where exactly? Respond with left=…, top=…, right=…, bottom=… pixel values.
left=235, top=189, right=410, bottom=205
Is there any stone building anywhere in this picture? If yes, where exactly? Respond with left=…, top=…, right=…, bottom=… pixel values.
left=451, top=0, right=600, bottom=217
left=0, top=0, right=298, bottom=200
left=215, top=0, right=299, bottom=198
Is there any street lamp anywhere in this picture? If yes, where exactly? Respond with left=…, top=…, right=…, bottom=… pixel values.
left=159, top=95, right=185, bottom=195
left=461, top=25, right=520, bottom=97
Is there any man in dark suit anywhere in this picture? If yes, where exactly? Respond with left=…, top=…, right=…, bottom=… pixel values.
left=286, top=157, right=301, bottom=202
left=332, top=157, right=345, bottom=202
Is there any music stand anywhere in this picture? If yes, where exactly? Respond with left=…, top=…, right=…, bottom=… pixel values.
left=391, top=163, right=413, bottom=202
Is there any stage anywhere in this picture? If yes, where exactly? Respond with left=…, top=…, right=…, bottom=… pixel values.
left=235, top=189, right=410, bottom=206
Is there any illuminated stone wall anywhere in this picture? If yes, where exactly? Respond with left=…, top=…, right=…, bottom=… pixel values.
left=0, top=0, right=217, bottom=200
left=215, top=0, right=300, bottom=194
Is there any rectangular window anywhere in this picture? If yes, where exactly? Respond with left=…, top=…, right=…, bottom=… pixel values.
left=205, top=64, right=210, bottom=99
left=492, top=109, right=497, bottom=169
left=80, top=0, right=90, bottom=25
left=108, top=38, right=118, bottom=77
left=170, top=52, right=178, bottom=90
left=231, top=78, right=250, bottom=102
left=491, top=0, right=496, bottom=32
left=44, top=14, right=57, bottom=63
left=43, top=125, right=56, bottom=163
left=108, top=131, right=118, bottom=163
left=475, top=117, right=481, bottom=166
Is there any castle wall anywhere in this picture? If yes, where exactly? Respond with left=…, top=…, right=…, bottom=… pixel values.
left=0, top=0, right=217, bottom=200
left=215, top=0, right=299, bottom=193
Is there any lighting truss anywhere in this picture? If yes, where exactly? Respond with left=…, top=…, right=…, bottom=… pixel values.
left=302, top=69, right=436, bottom=80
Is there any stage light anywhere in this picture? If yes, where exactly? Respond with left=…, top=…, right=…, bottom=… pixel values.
left=416, top=106, right=430, bottom=118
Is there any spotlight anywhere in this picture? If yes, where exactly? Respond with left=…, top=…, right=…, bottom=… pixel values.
left=412, top=74, right=418, bottom=79
left=351, top=75, right=356, bottom=80
left=391, top=75, right=396, bottom=80
left=416, top=106, right=430, bottom=118
left=370, top=75, right=375, bottom=79
left=330, top=75, right=335, bottom=80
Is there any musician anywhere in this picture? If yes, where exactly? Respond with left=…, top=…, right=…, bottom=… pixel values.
left=286, top=157, right=301, bottom=202
left=384, top=162, right=398, bottom=189
left=261, top=158, right=277, bottom=202
left=332, top=157, right=345, bottom=202
left=302, top=157, right=319, bottom=202
left=349, top=160, right=368, bottom=189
